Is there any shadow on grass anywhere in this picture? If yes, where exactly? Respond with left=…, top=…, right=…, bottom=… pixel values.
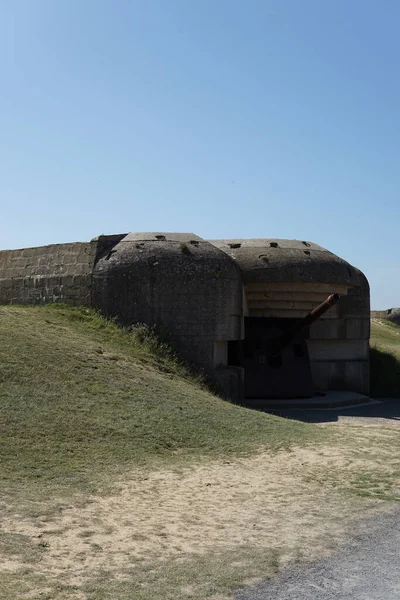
left=370, top=347, right=400, bottom=398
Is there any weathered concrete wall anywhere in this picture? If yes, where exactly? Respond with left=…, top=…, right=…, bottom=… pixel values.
left=0, top=234, right=128, bottom=307
left=309, top=271, right=370, bottom=394
left=210, top=239, right=358, bottom=286
left=0, top=243, right=93, bottom=305
left=92, top=233, right=244, bottom=398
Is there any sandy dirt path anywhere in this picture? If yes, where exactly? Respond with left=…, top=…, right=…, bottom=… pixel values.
left=1, top=442, right=386, bottom=593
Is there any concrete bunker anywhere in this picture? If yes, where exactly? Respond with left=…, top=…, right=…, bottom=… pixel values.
left=0, top=233, right=370, bottom=403
left=211, top=239, right=370, bottom=401
left=91, top=232, right=243, bottom=401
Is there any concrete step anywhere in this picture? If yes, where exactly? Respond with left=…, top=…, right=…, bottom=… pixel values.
left=244, top=390, right=371, bottom=410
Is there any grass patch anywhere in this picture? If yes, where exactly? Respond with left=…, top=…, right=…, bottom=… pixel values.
left=370, top=319, right=400, bottom=396
left=0, top=532, right=47, bottom=564
left=371, top=318, right=400, bottom=358
left=0, top=548, right=281, bottom=600
left=81, top=549, right=281, bottom=600
left=303, top=426, right=400, bottom=503
left=370, top=347, right=400, bottom=397
left=0, top=305, right=317, bottom=503
left=305, top=463, right=400, bottom=502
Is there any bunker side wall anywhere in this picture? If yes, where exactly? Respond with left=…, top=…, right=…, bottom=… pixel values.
left=0, top=243, right=93, bottom=306
left=92, top=235, right=245, bottom=400
left=308, top=279, right=370, bottom=395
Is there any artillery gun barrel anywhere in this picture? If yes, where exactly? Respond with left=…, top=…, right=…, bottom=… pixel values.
left=267, top=293, right=340, bottom=357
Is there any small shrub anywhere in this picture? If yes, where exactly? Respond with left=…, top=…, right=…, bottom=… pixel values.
left=128, top=323, right=206, bottom=386
left=370, top=346, right=400, bottom=397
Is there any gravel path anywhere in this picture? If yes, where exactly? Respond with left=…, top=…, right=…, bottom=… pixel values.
left=235, top=507, right=400, bottom=600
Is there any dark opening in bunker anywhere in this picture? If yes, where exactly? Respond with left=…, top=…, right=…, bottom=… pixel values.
left=233, top=317, right=315, bottom=399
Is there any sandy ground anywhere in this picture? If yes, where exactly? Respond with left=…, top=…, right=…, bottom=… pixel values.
left=1, top=442, right=385, bottom=591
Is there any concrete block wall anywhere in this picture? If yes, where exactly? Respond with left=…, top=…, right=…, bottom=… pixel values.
left=0, top=243, right=93, bottom=306
left=308, top=274, right=370, bottom=394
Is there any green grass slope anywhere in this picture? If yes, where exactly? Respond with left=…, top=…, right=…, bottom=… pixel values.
left=371, top=318, right=400, bottom=358
left=370, top=318, right=400, bottom=397
left=0, top=305, right=316, bottom=500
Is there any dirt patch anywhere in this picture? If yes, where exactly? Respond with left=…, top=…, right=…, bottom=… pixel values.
left=1, top=445, right=383, bottom=590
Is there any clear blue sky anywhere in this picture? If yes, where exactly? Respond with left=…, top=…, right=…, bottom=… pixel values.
left=1, top=0, right=399, bottom=309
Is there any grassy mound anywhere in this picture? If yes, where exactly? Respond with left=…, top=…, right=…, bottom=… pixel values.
left=370, top=318, right=400, bottom=397
left=0, top=305, right=316, bottom=498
